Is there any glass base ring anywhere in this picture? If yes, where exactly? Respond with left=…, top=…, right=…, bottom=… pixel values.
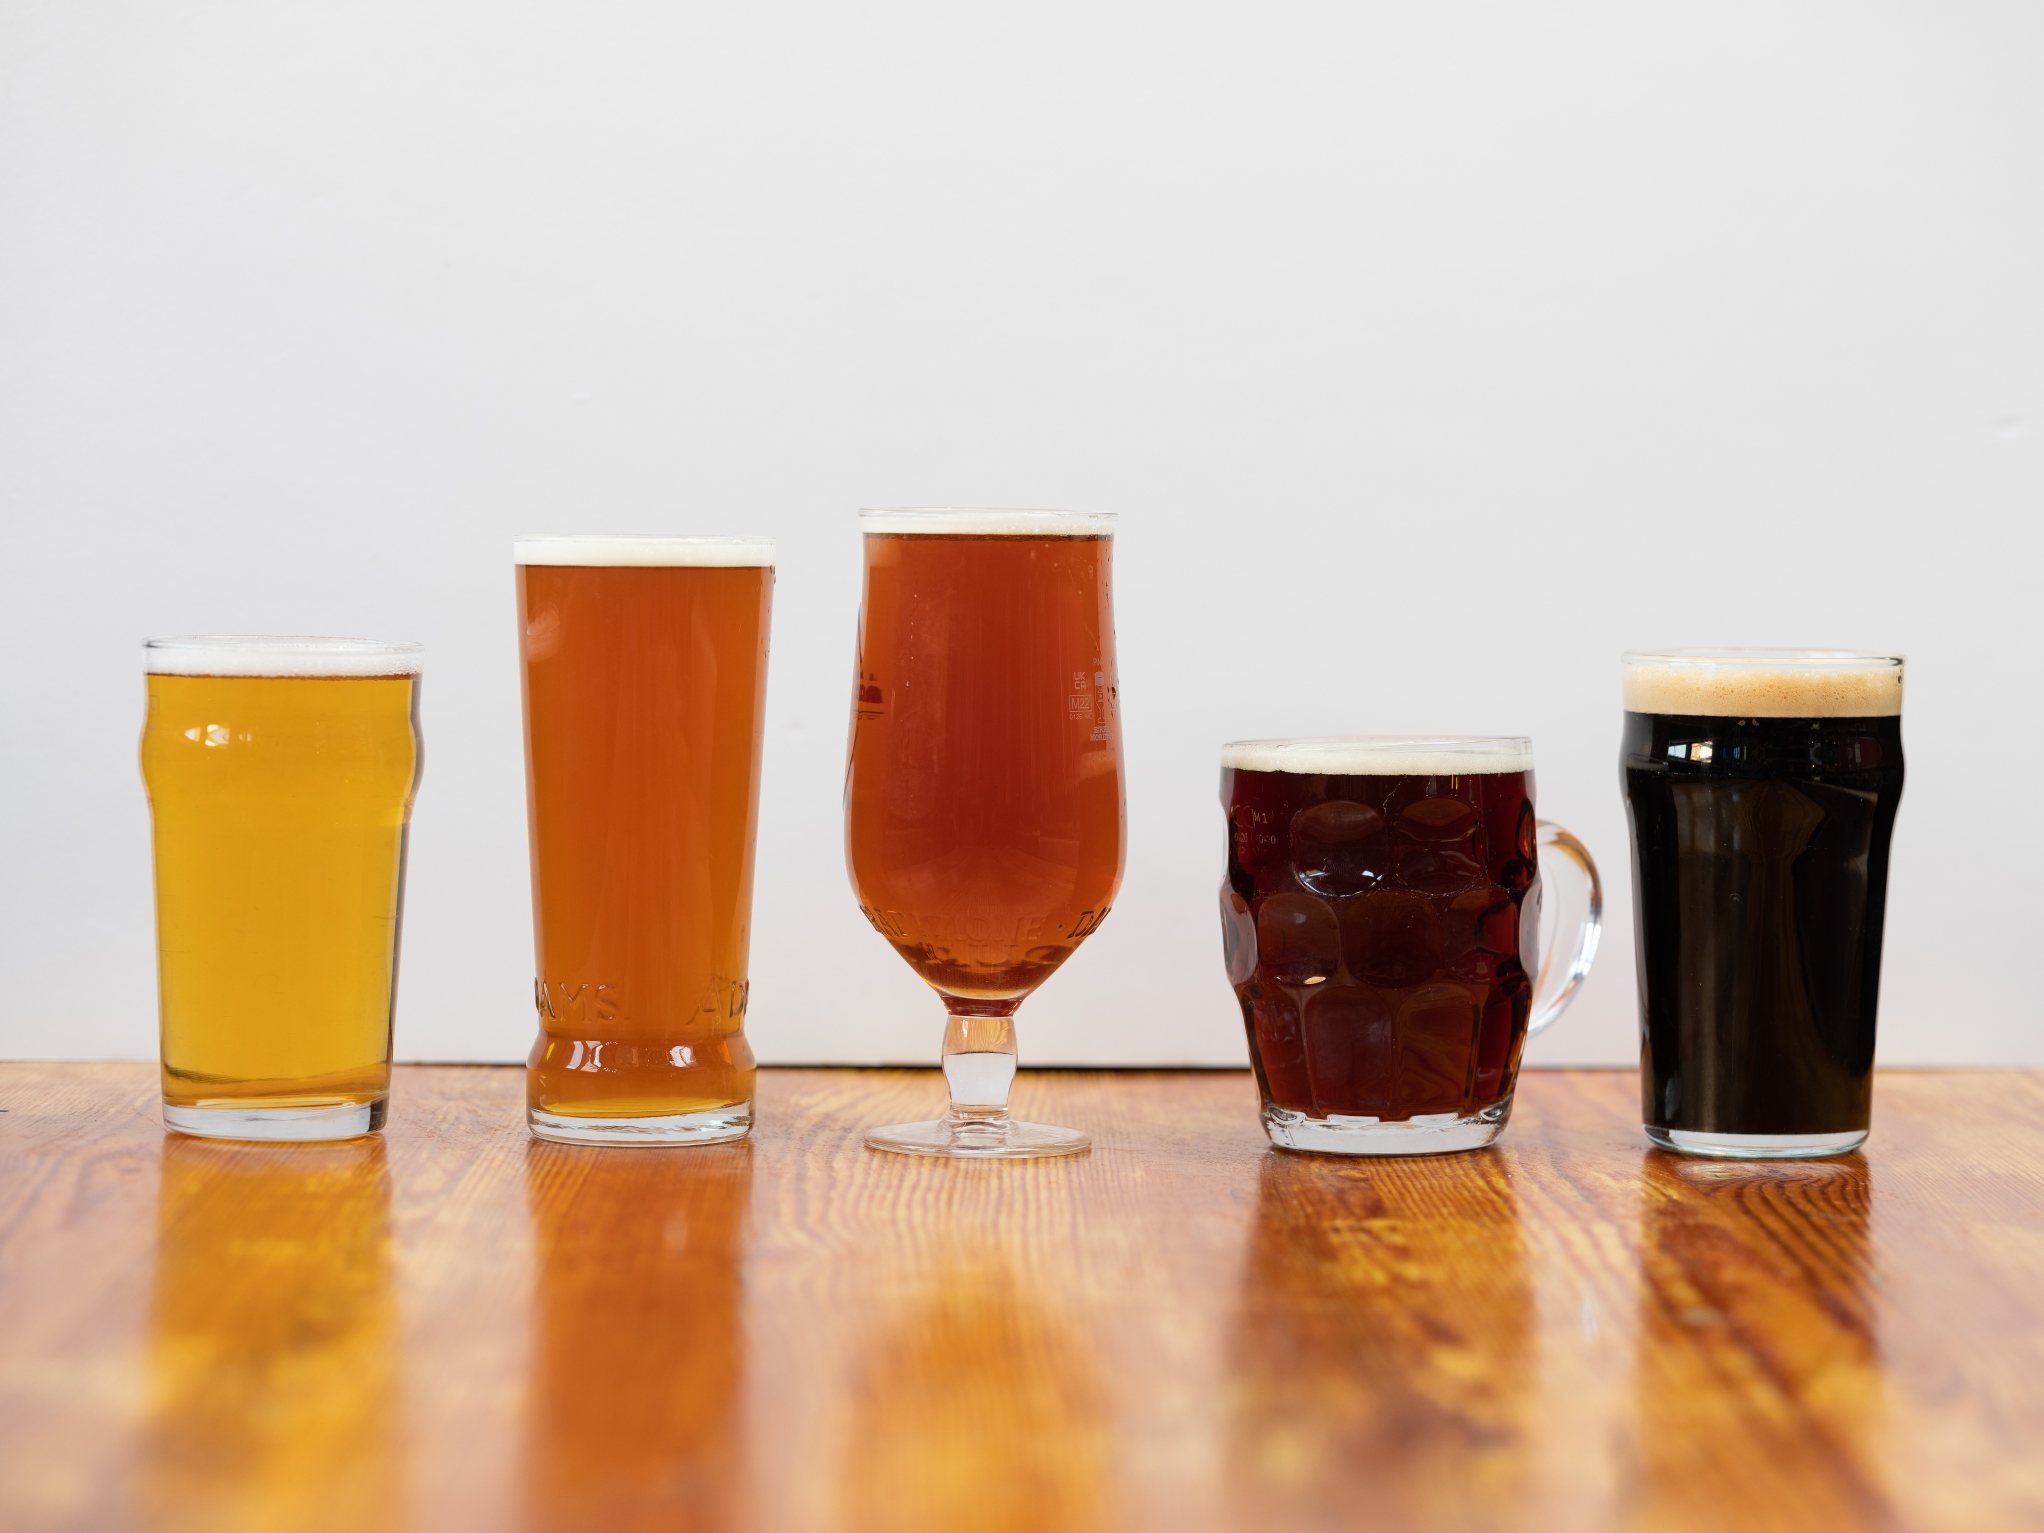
left=163, top=1099, right=384, bottom=1142
left=528, top=1104, right=753, bottom=1147
left=1646, top=1126, right=1867, bottom=1159
left=1263, top=1100, right=1510, bottom=1156
left=866, top=1117, right=1090, bottom=1159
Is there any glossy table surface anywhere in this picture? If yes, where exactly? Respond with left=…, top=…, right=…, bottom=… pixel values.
left=2, top=1065, right=2041, bottom=1532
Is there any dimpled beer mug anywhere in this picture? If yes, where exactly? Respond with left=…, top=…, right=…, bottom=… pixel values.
left=517, top=536, right=774, bottom=1146
left=1222, top=737, right=1601, bottom=1154
left=847, top=508, right=1124, bottom=1158
left=141, top=635, right=424, bottom=1141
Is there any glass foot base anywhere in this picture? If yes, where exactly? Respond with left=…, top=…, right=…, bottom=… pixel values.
left=1647, top=1126, right=1867, bottom=1159
left=865, top=1117, right=1091, bottom=1159
left=1263, top=1100, right=1510, bottom=1156
left=528, top=1104, right=752, bottom=1147
left=164, top=1099, right=384, bottom=1142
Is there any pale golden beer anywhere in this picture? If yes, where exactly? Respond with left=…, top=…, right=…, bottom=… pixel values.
left=140, top=636, right=423, bottom=1140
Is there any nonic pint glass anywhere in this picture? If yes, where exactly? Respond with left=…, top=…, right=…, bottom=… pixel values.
left=141, top=635, right=424, bottom=1141
left=846, top=508, right=1123, bottom=1158
left=517, top=536, right=773, bottom=1145
left=1222, top=737, right=1601, bottom=1154
left=1621, top=649, right=1905, bottom=1158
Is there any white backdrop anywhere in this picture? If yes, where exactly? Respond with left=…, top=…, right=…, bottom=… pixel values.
left=2, top=1, right=2039, bottom=1067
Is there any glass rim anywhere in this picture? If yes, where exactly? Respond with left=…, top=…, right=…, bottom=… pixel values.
left=513, top=535, right=775, bottom=567
left=858, top=506, right=1116, bottom=536
left=1622, top=648, right=1903, bottom=670
left=144, top=634, right=424, bottom=677
left=1221, top=735, right=1534, bottom=775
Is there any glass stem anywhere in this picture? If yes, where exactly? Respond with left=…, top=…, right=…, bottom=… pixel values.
left=942, top=1010, right=1018, bottom=1127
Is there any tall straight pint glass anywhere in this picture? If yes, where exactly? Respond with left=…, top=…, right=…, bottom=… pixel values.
left=141, top=635, right=424, bottom=1141
left=847, top=508, right=1124, bottom=1158
left=1621, top=649, right=1905, bottom=1159
left=1223, top=738, right=1602, bottom=1154
left=517, top=536, right=774, bottom=1146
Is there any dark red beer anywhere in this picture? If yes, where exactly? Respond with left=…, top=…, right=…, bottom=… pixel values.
left=1222, top=742, right=1540, bottom=1126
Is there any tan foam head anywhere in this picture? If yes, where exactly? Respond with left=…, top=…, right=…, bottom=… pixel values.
left=1622, top=650, right=1903, bottom=718
left=1221, top=736, right=1533, bottom=776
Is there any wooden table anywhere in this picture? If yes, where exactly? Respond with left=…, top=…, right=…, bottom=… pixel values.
left=2, top=1065, right=2041, bottom=1532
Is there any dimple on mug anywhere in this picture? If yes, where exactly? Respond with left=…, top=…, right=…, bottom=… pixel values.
left=1220, top=736, right=1601, bottom=1154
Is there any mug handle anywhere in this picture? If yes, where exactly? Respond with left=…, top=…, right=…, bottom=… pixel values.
left=1527, top=821, right=1603, bottom=1038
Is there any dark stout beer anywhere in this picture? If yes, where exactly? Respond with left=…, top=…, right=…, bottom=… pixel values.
left=1620, top=651, right=1905, bottom=1158
left=1223, top=738, right=1579, bottom=1155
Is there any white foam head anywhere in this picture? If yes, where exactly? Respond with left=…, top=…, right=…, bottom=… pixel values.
left=859, top=507, right=1116, bottom=537
left=1621, top=649, right=1903, bottom=718
left=1221, top=736, right=1533, bottom=776
left=513, top=535, right=775, bottom=567
left=144, top=635, right=424, bottom=677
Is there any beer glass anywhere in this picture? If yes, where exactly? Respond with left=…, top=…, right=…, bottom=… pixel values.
left=141, top=635, right=424, bottom=1140
left=1621, top=649, right=1905, bottom=1159
left=846, top=508, right=1123, bottom=1158
left=1222, top=737, right=1601, bottom=1154
left=517, top=536, right=773, bottom=1145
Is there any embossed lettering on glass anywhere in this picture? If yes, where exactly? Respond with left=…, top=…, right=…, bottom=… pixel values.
left=517, top=536, right=774, bottom=1146
left=847, top=509, right=1124, bottom=1157
left=1621, top=649, right=1905, bottom=1159
left=1222, top=737, right=1601, bottom=1154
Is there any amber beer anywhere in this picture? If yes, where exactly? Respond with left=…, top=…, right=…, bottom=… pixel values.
left=846, top=509, right=1124, bottom=1158
left=517, top=536, right=773, bottom=1145
left=140, top=636, right=423, bottom=1140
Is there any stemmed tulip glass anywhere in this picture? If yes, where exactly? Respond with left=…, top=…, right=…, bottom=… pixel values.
left=845, top=508, right=1124, bottom=1157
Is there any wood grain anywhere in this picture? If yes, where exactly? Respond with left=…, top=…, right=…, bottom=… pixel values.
left=2, top=1065, right=2041, bottom=1532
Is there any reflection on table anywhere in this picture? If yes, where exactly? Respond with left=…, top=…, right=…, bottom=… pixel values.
left=837, top=1252, right=1109, bottom=1533
left=523, top=1141, right=752, bottom=1531
left=1228, top=1148, right=1532, bottom=1527
left=2, top=1066, right=2034, bottom=1533
left=1633, top=1155, right=1885, bottom=1526
left=144, top=1135, right=402, bottom=1533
